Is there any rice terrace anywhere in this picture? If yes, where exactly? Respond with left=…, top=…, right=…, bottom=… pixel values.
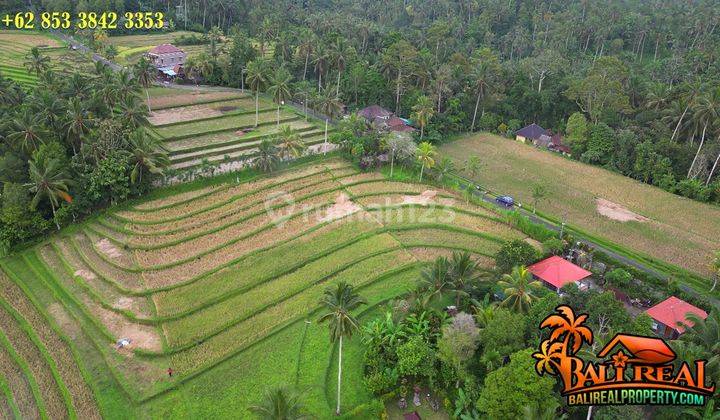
left=2, top=1, right=720, bottom=419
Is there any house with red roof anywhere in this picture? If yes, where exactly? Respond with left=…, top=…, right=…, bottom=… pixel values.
left=528, top=255, right=593, bottom=292
left=147, top=44, right=186, bottom=69
left=645, top=296, right=708, bottom=339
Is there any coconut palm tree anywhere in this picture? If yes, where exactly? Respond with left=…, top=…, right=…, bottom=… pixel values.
left=64, top=98, right=94, bottom=153
left=254, top=139, right=281, bottom=172
left=313, top=86, right=343, bottom=119
left=134, top=56, right=156, bottom=113
left=296, top=30, right=315, bottom=81
left=7, top=109, right=48, bottom=153
left=318, top=282, right=366, bottom=416
left=330, top=37, right=354, bottom=96
left=449, top=251, right=483, bottom=307
left=464, top=155, right=482, bottom=178
left=128, top=130, right=170, bottom=184
left=419, top=256, right=453, bottom=305
left=416, top=141, right=437, bottom=182
left=246, top=59, right=271, bottom=127
left=249, top=387, right=310, bottom=420
left=118, top=94, right=149, bottom=127
left=681, top=311, right=720, bottom=380
left=688, top=87, right=720, bottom=179
left=267, top=66, right=293, bottom=126
left=276, top=125, right=305, bottom=159
left=497, top=266, right=543, bottom=313
left=682, top=399, right=720, bottom=420
left=312, top=43, right=330, bottom=92
left=711, top=252, right=720, bottom=292
left=412, top=95, right=434, bottom=140
left=24, top=47, right=50, bottom=76
left=26, top=158, right=72, bottom=230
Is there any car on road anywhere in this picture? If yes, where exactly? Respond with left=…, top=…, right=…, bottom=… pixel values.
left=495, top=195, right=515, bottom=207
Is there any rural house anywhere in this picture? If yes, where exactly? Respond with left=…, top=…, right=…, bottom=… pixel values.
left=147, top=44, right=186, bottom=80
left=515, top=123, right=548, bottom=143
left=528, top=255, right=593, bottom=293
left=358, top=105, right=414, bottom=133
left=645, top=296, right=708, bottom=339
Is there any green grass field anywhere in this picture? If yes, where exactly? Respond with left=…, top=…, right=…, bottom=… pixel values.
left=441, top=133, right=720, bottom=279
left=0, top=156, right=527, bottom=418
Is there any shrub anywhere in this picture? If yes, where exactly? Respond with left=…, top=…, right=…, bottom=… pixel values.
left=396, top=336, right=436, bottom=381
left=605, top=268, right=632, bottom=288
left=494, top=239, right=539, bottom=273
left=542, top=238, right=564, bottom=256
left=675, top=179, right=711, bottom=202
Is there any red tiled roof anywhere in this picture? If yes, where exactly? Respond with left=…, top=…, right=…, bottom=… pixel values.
left=528, top=256, right=592, bottom=289
left=148, top=44, right=184, bottom=55
left=358, top=105, right=392, bottom=120
left=646, top=296, right=708, bottom=333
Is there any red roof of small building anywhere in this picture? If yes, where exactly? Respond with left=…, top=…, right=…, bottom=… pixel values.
left=148, top=44, right=184, bottom=55
left=358, top=105, right=392, bottom=120
left=646, top=296, right=708, bottom=333
left=528, top=256, right=592, bottom=289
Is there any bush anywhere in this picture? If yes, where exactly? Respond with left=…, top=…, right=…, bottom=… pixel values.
left=542, top=238, right=564, bottom=256
left=605, top=268, right=632, bottom=288
left=675, top=179, right=712, bottom=202
left=494, top=239, right=540, bottom=273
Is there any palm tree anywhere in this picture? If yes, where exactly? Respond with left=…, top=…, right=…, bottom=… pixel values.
left=276, top=125, right=305, bottom=159
left=313, top=86, right=343, bottom=119
left=318, top=282, right=366, bottom=416
left=711, top=251, right=720, bottom=292
left=449, top=251, right=482, bottom=306
left=312, top=43, right=330, bottom=92
left=469, top=56, right=497, bottom=132
left=416, top=141, right=437, bottom=182
left=64, top=98, right=94, bottom=153
left=134, top=56, right=156, bottom=113
left=26, top=158, right=72, bottom=230
left=419, top=256, right=453, bottom=305
left=296, top=30, right=315, bottom=81
left=114, top=69, right=141, bottom=104
left=128, top=131, right=170, bottom=184
left=681, top=311, right=720, bottom=379
left=24, top=47, right=50, bottom=76
left=497, top=266, right=542, bottom=313
left=464, top=155, right=481, bottom=178
left=688, top=87, right=720, bottom=179
left=682, top=397, right=720, bottom=419
left=249, top=387, right=310, bottom=420
left=118, top=94, right=149, bottom=127
left=330, top=37, right=354, bottom=96
left=531, top=183, right=548, bottom=214
left=411, top=95, right=434, bottom=140
left=254, top=139, right=281, bottom=172
left=246, top=59, right=271, bottom=127
left=267, top=66, right=293, bottom=126
left=7, top=109, right=48, bottom=153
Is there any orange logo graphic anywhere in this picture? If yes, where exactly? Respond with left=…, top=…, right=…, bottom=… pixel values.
left=533, top=306, right=715, bottom=406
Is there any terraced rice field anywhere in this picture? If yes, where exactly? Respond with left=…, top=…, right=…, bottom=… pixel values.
left=0, top=30, right=96, bottom=88
left=146, top=87, right=333, bottom=171
left=0, top=156, right=527, bottom=417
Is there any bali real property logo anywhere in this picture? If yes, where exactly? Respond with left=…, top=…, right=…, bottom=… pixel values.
left=532, top=305, right=715, bottom=406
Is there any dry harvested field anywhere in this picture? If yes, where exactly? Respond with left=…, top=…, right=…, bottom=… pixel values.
left=0, top=156, right=528, bottom=417
left=441, top=133, right=720, bottom=277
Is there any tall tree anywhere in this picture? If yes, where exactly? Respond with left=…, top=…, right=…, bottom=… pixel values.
left=24, top=47, right=50, bottom=76
left=497, top=266, right=542, bottom=313
left=133, top=56, right=156, bottom=113
left=267, top=66, right=293, bottom=126
left=381, top=40, right=418, bottom=114
left=246, top=59, right=271, bottom=127
left=318, top=282, right=366, bottom=416
left=25, top=158, right=72, bottom=230
left=249, top=387, right=309, bottom=420
left=411, top=95, right=434, bottom=140
left=416, top=141, right=437, bottom=182
left=127, top=130, right=170, bottom=184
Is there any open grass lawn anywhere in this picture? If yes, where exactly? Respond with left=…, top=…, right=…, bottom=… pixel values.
left=441, top=133, right=720, bottom=278
left=0, top=156, right=528, bottom=418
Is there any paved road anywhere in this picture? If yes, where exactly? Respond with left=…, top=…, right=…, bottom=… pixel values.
left=455, top=175, right=719, bottom=307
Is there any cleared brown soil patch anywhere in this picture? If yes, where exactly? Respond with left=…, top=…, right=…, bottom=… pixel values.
left=319, top=193, right=362, bottom=222
left=72, top=233, right=145, bottom=290
left=596, top=198, right=649, bottom=222
left=147, top=99, right=248, bottom=125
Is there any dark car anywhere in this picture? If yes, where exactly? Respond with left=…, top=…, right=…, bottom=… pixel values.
left=495, top=195, right=515, bottom=207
